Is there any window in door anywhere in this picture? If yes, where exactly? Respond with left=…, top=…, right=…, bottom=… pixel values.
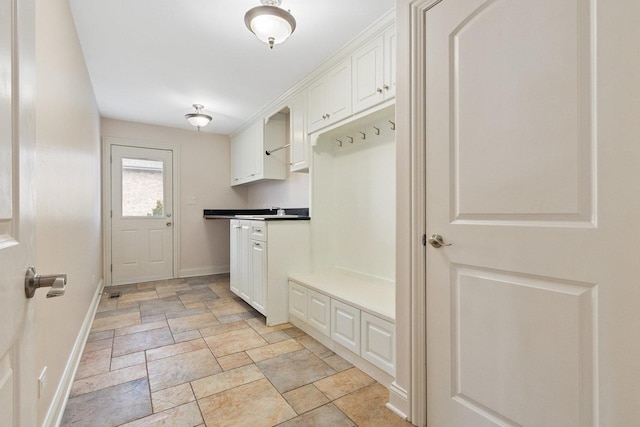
left=121, top=158, right=165, bottom=217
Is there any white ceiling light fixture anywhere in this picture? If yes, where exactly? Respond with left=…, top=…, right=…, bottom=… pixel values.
left=244, top=0, right=297, bottom=50
left=185, top=104, right=212, bottom=131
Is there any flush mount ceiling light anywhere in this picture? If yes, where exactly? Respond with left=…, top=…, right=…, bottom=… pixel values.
left=185, top=104, right=212, bottom=131
left=244, top=0, right=297, bottom=49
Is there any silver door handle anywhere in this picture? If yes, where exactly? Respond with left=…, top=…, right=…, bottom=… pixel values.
left=428, top=234, right=452, bottom=248
left=25, top=266, right=67, bottom=298
left=166, top=222, right=172, bottom=226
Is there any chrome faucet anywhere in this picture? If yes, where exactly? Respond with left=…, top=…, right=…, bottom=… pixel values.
left=270, top=206, right=286, bottom=216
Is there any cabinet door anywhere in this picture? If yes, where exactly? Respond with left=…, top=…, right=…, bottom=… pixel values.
left=361, top=312, right=395, bottom=375
left=331, top=299, right=361, bottom=354
left=307, top=78, right=326, bottom=133
left=247, top=120, right=263, bottom=179
left=308, top=289, right=331, bottom=337
left=239, top=221, right=251, bottom=302
left=288, top=281, right=308, bottom=322
left=229, top=220, right=242, bottom=295
left=250, top=240, right=267, bottom=315
left=383, top=26, right=396, bottom=99
left=352, top=35, right=384, bottom=114
left=289, top=91, right=308, bottom=172
left=230, top=137, right=241, bottom=186
left=326, top=58, right=352, bottom=124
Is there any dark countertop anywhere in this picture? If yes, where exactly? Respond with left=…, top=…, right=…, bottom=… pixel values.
left=203, top=208, right=310, bottom=221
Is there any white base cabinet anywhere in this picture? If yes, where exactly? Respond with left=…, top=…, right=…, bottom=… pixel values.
left=288, top=279, right=395, bottom=376
left=230, top=220, right=310, bottom=325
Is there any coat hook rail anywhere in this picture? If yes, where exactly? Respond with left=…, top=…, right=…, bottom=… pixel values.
left=389, top=120, right=396, bottom=131
left=265, top=143, right=290, bottom=155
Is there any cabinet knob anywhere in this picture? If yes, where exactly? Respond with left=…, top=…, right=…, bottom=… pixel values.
left=383, top=84, right=390, bottom=90
left=377, top=87, right=383, bottom=93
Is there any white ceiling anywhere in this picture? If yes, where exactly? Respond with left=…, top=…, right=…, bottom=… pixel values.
left=68, top=0, right=395, bottom=135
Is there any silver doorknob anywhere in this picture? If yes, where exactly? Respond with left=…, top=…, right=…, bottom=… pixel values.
left=25, top=266, right=67, bottom=298
left=166, top=222, right=172, bottom=226
left=428, top=234, right=452, bottom=248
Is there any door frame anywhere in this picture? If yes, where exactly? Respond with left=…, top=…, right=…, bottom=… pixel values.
left=397, top=0, right=442, bottom=426
left=102, top=137, right=180, bottom=286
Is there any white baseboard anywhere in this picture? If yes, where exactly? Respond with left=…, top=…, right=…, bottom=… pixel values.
left=387, top=381, right=409, bottom=421
left=42, top=279, right=104, bottom=427
left=179, top=265, right=229, bottom=278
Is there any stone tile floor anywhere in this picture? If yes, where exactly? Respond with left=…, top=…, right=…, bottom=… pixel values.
left=61, top=275, right=411, bottom=426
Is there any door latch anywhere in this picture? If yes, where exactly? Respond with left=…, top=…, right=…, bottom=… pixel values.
left=25, top=266, right=67, bottom=298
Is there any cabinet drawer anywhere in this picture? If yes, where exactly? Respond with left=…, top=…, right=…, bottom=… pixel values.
left=251, top=222, right=267, bottom=241
left=308, top=289, right=330, bottom=337
left=331, top=299, right=361, bottom=354
left=288, top=281, right=308, bottom=322
left=361, top=312, right=395, bottom=375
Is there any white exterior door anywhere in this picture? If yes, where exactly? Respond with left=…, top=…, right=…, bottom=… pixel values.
left=417, top=0, right=640, bottom=425
left=0, top=0, right=36, bottom=423
left=111, top=145, right=174, bottom=285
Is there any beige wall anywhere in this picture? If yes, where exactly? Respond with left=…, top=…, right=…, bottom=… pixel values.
left=101, top=119, right=248, bottom=276
left=34, top=0, right=102, bottom=424
left=246, top=172, right=310, bottom=209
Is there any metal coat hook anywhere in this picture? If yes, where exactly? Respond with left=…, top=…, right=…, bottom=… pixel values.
left=373, top=126, right=380, bottom=135
left=359, top=131, right=366, bottom=140
left=346, top=136, right=353, bottom=144
left=336, top=138, right=343, bottom=147
left=389, top=120, right=396, bottom=130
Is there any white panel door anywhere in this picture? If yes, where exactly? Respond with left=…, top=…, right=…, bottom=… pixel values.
left=111, top=145, right=174, bottom=285
left=0, top=0, right=37, bottom=423
left=419, top=0, right=640, bottom=425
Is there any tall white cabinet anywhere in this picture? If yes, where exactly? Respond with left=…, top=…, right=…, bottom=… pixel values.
left=230, top=219, right=310, bottom=325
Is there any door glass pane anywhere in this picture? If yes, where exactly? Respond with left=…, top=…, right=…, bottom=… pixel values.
left=121, top=158, right=164, bottom=217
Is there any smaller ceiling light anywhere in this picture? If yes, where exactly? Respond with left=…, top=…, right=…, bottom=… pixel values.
left=244, top=0, right=296, bottom=49
left=185, top=104, right=212, bottom=131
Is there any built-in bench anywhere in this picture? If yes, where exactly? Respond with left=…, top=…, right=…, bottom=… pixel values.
left=288, top=270, right=396, bottom=385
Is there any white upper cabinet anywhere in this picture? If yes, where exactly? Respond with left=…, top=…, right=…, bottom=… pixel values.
left=352, top=25, right=396, bottom=114
left=230, top=113, right=288, bottom=186
left=288, top=91, right=309, bottom=172
left=307, top=57, right=352, bottom=133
